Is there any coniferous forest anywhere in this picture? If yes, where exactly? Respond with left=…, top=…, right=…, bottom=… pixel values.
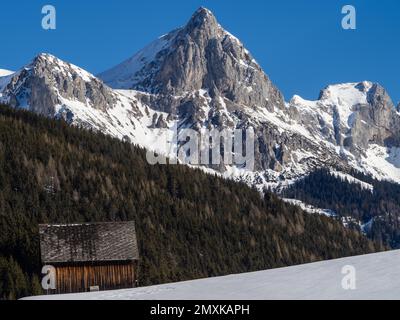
left=282, top=168, right=400, bottom=248
left=0, top=105, right=383, bottom=299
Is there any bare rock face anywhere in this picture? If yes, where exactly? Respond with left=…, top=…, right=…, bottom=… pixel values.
left=349, top=84, right=399, bottom=149
left=2, top=53, right=117, bottom=119
left=158, top=8, right=284, bottom=112
left=100, top=7, right=285, bottom=115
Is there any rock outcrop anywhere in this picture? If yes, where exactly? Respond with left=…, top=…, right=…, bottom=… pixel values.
left=2, top=54, right=117, bottom=118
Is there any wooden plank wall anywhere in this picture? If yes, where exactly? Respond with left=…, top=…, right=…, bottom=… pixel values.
left=52, top=262, right=136, bottom=294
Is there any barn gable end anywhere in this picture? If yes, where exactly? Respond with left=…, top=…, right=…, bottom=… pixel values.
left=39, top=221, right=139, bottom=294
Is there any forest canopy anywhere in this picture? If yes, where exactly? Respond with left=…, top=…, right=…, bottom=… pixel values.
left=0, top=105, right=382, bottom=299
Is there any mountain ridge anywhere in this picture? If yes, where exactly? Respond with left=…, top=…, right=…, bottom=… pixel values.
left=0, top=7, right=399, bottom=188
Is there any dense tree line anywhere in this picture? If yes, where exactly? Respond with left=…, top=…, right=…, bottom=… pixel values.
left=282, top=168, right=400, bottom=248
left=0, top=105, right=382, bottom=299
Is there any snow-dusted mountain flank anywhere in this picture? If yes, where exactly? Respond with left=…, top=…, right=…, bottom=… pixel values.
left=1, top=7, right=399, bottom=190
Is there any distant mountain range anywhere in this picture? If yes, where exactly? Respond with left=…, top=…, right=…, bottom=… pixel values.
left=1, top=7, right=400, bottom=238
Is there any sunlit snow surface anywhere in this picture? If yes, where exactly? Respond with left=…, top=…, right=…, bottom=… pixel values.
left=0, top=69, right=14, bottom=94
left=24, top=250, right=400, bottom=300
left=0, top=69, right=14, bottom=76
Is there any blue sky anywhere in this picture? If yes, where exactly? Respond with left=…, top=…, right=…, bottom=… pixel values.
left=0, top=0, right=399, bottom=103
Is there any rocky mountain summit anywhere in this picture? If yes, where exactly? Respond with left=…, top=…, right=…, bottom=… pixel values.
left=1, top=54, right=117, bottom=117
left=0, top=53, right=154, bottom=141
left=100, top=8, right=284, bottom=114
left=1, top=7, right=399, bottom=189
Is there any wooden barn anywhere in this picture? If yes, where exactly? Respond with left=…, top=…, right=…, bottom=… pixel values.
left=39, top=221, right=139, bottom=294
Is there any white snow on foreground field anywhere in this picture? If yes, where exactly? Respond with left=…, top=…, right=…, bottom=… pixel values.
left=24, top=250, right=400, bottom=300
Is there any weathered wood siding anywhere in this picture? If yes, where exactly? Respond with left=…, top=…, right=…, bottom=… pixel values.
left=50, top=261, right=136, bottom=294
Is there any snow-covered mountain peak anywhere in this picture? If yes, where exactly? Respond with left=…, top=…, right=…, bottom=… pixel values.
left=291, top=81, right=393, bottom=115
left=289, top=94, right=314, bottom=106
left=195, top=6, right=214, bottom=17
left=283, top=80, right=400, bottom=185
left=0, top=54, right=179, bottom=154
left=30, top=53, right=98, bottom=83
left=0, top=69, right=15, bottom=94
left=185, top=7, right=218, bottom=31
left=30, top=53, right=67, bottom=69
left=184, top=7, right=219, bottom=36
left=0, top=69, right=14, bottom=77
left=319, top=81, right=373, bottom=106
left=100, top=7, right=228, bottom=92
left=100, top=7, right=285, bottom=122
left=33, top=52, right=56, bottom=61
left=0, top=53, right=119, bottom=117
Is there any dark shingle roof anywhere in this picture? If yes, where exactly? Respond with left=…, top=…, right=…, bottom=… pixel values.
left=39, top=221, right=139, bottom=264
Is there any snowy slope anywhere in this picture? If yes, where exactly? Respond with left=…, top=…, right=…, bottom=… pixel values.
left=319, top=82, right=372, bottom=128
left=0, top=69, right=14, bottom=94
left=24, top=250, right=400, bottom=300
left=98, top=29, right=181, bottom=90
left=361, top=145, right=400, bottom=183
left=282, top=198, right=336, bottom=217
left=329, top=170, right=374, bottom=192
left=0, top=69, right=14, bottom=77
